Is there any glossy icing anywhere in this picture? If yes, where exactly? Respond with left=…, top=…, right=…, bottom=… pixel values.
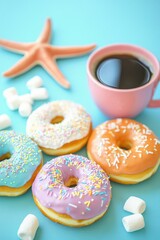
left=26, top=100, right=91, bottom=149
left=32, top=155, right=111, bottom=220
left=0, top=130, right=42, bottom=187
left=87, top=118, right=160, bottom=175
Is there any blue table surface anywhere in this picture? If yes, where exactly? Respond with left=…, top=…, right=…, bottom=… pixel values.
left=0, top=0, right=160, bottom=239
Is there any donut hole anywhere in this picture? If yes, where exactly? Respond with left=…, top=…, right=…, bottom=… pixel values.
left=0, top=152, right=11, bottom=161
left=117, top=139, right=132, bottom=151
left=50, top=116, right=64, bottom=124
left=64, top=176, right=78, bottom=188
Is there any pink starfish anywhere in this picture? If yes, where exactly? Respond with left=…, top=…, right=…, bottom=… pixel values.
left=0, top=18, right=96, bottom=88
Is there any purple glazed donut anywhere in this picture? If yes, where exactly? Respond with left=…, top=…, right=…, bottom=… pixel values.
left=32, top=154, right=111, bottom=227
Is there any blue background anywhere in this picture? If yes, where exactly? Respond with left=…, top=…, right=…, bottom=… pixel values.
left=0, top=0, right=160, bottom=239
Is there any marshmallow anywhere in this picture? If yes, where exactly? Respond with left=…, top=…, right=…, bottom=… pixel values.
left=3, top=87, right=18, bottom=99
left=122, top=213, right=145, bottom=232
left=17, top=214, right=39, bottom=240
left=19, top=94, right=33, bottom=104
left=6, top=95, right=21, bottom=110
left=31, top=88, right=48, bottom=100
left=19, top=102, right=32, bottom=117
left=27, top=76, right=43, bottom=89
left=124, top=196, right=146, bottom=214
left=0, top=114, right=12, bottom=130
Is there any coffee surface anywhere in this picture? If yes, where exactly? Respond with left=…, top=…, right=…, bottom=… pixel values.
left=96, top=55, right=152, bottom=89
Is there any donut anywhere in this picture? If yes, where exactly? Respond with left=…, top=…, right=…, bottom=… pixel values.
left=87, top=118, right=160, bottom=184
left=0, top=130, right=43, bottom=196
left=32, top=154, right=111, bottom=227
left=26, top=100, right=92, bottom=155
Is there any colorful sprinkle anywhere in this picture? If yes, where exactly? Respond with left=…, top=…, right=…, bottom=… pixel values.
left=26, top=101, right=91, bottom=149
left=32, top=154, right=111, bottom=220
left=0, top=130, right=42, bottom=188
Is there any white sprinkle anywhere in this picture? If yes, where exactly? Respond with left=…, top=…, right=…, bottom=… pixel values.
left=154, top=138, right=160, bottom=144
left=117, top=152, right=120, bottom=158
left=68, top=203, right=77, bottom=208
left=142, top=129, right=146, bottom=134
left=148, top=151, right=153, bottom=154
left=112, top=156, right=119, bottom=167
left=101, top=200, right=104, bottom=207
left=108, top=122, right=117, bottom=130
left=146, top=129, right=152, bottom=135
left=106, top=159, right=111, bottom=167
left=116, top=118, right=122, bottom=124
left=127, top=123, right=135, bottom=129
left=144, top=144, right=149, bottom=148
left=121, top=151, right=129, bottom=159
left=136, top=149, right=142, bottom=153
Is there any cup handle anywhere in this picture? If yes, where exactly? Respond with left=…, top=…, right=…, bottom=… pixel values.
left=148, top=79, right=160, bottom=108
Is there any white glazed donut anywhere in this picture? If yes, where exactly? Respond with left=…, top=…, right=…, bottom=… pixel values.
left=26, top=100, right=92, bottom=155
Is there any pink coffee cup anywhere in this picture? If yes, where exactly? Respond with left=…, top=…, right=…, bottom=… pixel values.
left=87, top=44, right=160, bottom=118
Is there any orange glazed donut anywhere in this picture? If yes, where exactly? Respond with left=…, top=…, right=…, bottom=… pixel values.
left=87, top=118, right=160, bottom=184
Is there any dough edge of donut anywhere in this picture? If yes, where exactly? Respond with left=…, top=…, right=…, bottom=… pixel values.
left=39, top=126, right=92, bottom=155
left=33, top=195, right=109, bottom=227
left=0, top=160, right=43, bottom=196
left=98, top=158, right=160, bottom=184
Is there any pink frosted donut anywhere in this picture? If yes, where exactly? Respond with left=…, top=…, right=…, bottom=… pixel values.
left=32, top=154, right=111, bottom=227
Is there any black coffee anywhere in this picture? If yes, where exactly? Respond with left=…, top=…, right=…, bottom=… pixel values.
left=96, top=55, right=152, bottom=89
